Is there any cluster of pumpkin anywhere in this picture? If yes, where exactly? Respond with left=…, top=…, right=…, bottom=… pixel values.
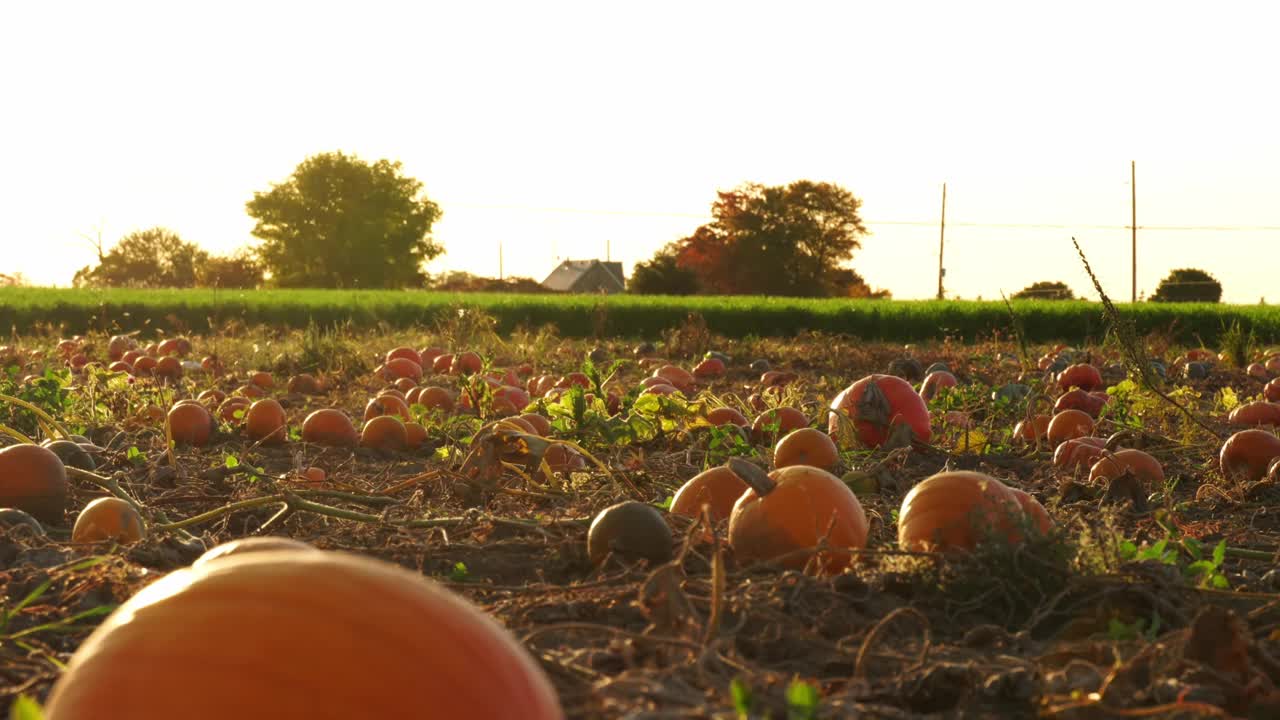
left=586, top=369, right=1051, bottom=575
left=37, top=537, right=565, bottom=720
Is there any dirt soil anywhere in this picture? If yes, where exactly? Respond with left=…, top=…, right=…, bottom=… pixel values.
left=3, top=329, right=1280, bottom=719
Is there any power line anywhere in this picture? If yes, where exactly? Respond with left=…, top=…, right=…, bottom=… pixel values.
left=446, top=202, right=1280, bottom=232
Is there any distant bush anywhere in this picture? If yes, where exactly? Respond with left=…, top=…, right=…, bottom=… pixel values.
left=1013, top=281, right=1074, bottom=300
left=426, top=271, right=552, bottom=294
left=1150, top=268, right=1222, bottom=303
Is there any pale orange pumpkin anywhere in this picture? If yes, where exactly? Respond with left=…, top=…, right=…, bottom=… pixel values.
left=728, top=460, right=868, bottom=573
left=1088, top=449, right=1165, bottom=488
left=0, top=443, right=69, bottom=524
left=301, top=409, right=359, bottom=447
left=1220, top=429, right=1280, bottom=482
left=245, top=399, right=288, bottom=445
left=72, top=497, right=146, bottom=544
left=361, top=416, right=409, bottom=451
left=167, top=402, right=214, bottom=447
left=669, top=466, right=749, bottom=524
left=772, top=428, right=839, bottom=471
left=193, top=537, right=318, bottom=566
left=1046, top=409, right=1095, bottom=447
left=42, top=550, right=565, bottom=720
left=897, top=471, right=1024, bottom=552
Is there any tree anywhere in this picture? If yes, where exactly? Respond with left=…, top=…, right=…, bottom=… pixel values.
left=629, top=247, right=699, bottom=295
left=73, top=227, right=208, bottom=288
left=197, top=250, right=264, bottom=288
left=1012, top=281, right=1075, bottom=300
left=634, top=180, right=871, bottom=296
left=246, top=151, right=443, bottom=288
left=1150, top=268, right=1222, bottom=303
left=426, top=271, right=549, bottom=294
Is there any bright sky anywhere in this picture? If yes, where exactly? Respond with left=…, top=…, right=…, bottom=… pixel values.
left=2, top=1, right=1277, bottom=302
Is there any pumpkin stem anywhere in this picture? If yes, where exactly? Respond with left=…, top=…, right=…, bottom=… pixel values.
left=727, top=457, right=776, bottom=497
left=1105, top=429, right=1138, bottom=452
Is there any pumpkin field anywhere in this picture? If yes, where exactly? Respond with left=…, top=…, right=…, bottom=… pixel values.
left=4, top=310, right=1280, bottom=719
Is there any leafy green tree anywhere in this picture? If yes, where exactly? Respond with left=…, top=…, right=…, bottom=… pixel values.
left=1150, top=268, right=1222, bottom=303
left=73, top=227, right=207, bottom=288
left=637, top=180, right=870, bottom=296
left=246, top=151, right=443, bottom=288
left=196, top=250, right=263, bottom=288
left=1012, top=281, right=1075, bottom=300
left=629, top=248, right=699, bottom=295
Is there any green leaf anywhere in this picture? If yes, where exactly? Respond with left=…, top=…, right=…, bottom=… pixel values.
left=1183, top=537, right=1202, bottom=560
left=449, top=562, right=469, bottom=582
left=9, top=695, right=44, bottom=720
left=786, top=679, right=820, bottom=720
left=729, top=677, right=753, bottom=717
left=1212, top=574, right=1230, bottom=589
left=1212, top=539, right=1227, bottom=567
left=224, top=454, right=240, bottom=468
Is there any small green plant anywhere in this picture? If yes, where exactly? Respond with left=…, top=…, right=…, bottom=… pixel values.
left=449, top=561, right=470, bottom=582
left=126, top=446, right=147, bottom=466
left=704, top=424, right=753, bottom=468
left=1117, top=534, right=1230, bottom=589
left=785, top=679, right=821, bottom=720
left=730, top=677, right=754, bottom=719
left=1219, top=319, right=1256, bottom=368
left=9, top=695, right=45, bottom=720
left=1107, top=611, right=1162, bottom=642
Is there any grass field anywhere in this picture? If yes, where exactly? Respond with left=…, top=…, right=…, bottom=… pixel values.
left=2, top=287, right=1278, bottom=344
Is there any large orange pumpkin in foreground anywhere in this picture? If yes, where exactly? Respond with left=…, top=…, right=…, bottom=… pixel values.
left=727, top=459, right=868, bottom=574
left=0, top=443, right=70, bottom=524
left=42, top=549, right=565, bottom=720
left=828, top=374, right=932, bottom=448
left=898, top=471, right=1028, bottom=552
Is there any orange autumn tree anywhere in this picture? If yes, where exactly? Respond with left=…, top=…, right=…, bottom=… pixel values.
left=631, top=181, right=885, bottom=297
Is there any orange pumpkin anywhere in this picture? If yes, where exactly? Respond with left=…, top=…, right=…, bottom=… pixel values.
left=1089, top=449, right=1165, bottom=488
left=517, top=413, right=552, bottom=436
left=196, top=389, right=227, bottom=406
left=1008, top=487, right=1052, bottom=536
left=1013, top=414, right=1051, bottom=444
left=167, top=402, right=214, bottom=447
left=1054, top=389, right=1108, bottom=418
left=828, top=374, right=932, bottom=448
left=653, top=365, right=695, bottom=393
left=919, top=370, right=958, bottom=402
left=750, top=407, right=809, bottom=444
left=154, top=356, right=183, bottom=380
left=1265, top=379, right=1280, bottom=403
left=1052, top=436, right=1107, bottom=470
left=898, top=471, right=1023, bottom=552
left=41, top=550, right=565, bottom=720
left=386, top=346, right=423, bottom=367
left=193, top=537, right=317, bottom=566
left=301, top=409, right=359, bottom=447
left=287, top=373, right=324, bottom=395
left=384, top=358, right=424, bottom=382
left=0, top=443, right=70, bottom=524
left=132, top=356, right=157, bottom=376
left=706, top=407, right=749, bottom=427
left=451, top=351, right=483, bottom=376
left=405, top=422, right=429, bottom=449
left=1046, top=409, right=1095, bottom=447
left=217, top=397, right=252, bottom=425
left=365, top=395, right=412, bottom=423
left=432, top=353, right=455, bottom=374
left=416, top=386, right=456, bottom=414
left=361, top=416, right=408, bottom=451
left=1220, top=429, right=1280, bottom=482
left=1057, top=363, right=1103, bottom=392
left=727, top=460, right=868, bottom=573
left=1228, top=402, right=1280, bottom=428
left=773, top=428, right=839, bottom=471
left=245, top=399, right=288, bottom=445
left=669, top=466, right=749, bottom=524
left=249, top=371, right=274, bottom=389
left=72, top=497, right=146, bottom=544
left=693, top=357, right=726, bottom=378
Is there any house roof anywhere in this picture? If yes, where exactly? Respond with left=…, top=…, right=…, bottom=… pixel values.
left=541, top=260, right=625, bottom=292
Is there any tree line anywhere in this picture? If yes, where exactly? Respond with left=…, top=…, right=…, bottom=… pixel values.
left=62, top=150, right=1226, bottom=302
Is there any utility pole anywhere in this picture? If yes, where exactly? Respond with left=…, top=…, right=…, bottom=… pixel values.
left=498, top=241, right=504, bottom=280
left=606, top=239, right=611, bottom=262
left=937, top=183, right=947, bottom=300
left=1130, top=160, right=1137, bottom=303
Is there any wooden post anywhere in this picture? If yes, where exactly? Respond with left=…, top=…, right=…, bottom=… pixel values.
left=1131, top=160, right=1136, bottom=303
left=937, top=183, right=947, bottom=300
left=498, top=241, right=504, bottom=280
